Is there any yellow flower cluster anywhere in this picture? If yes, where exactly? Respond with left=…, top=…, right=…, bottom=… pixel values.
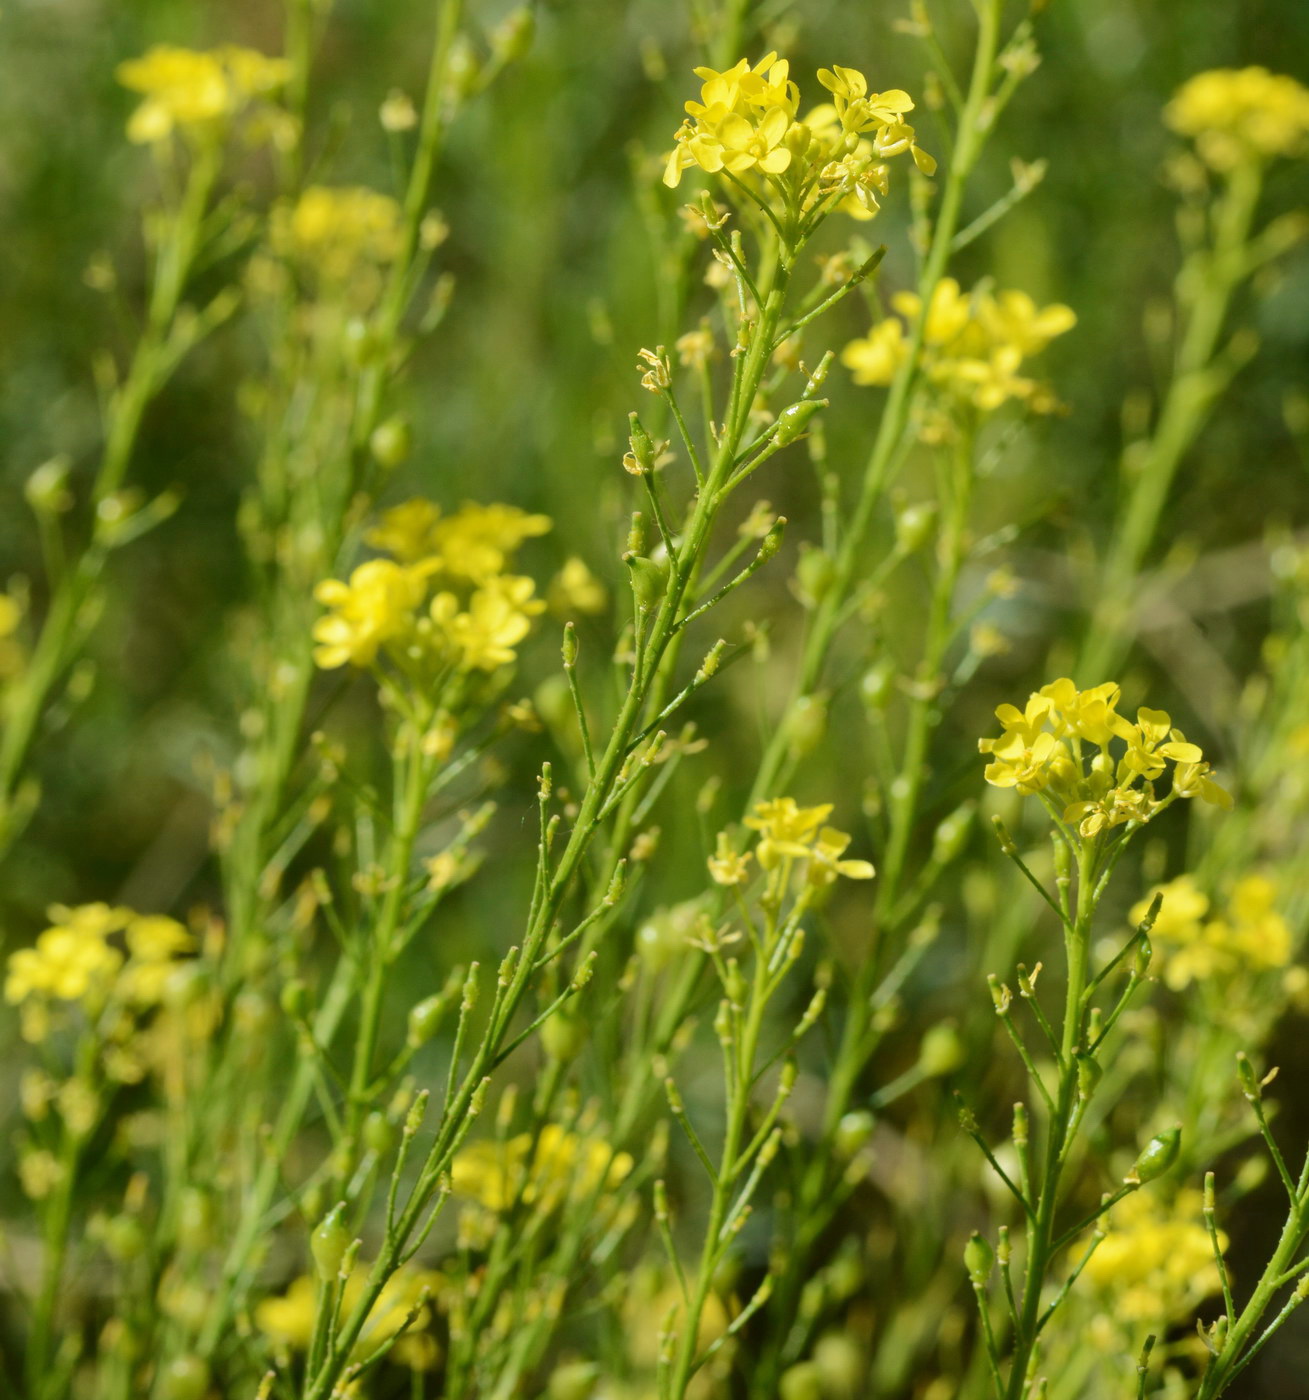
left=1131, top=873, right=1291, bottom=990
left=313, top=500, right=549, bottom=675
left=708, top=797, right=875, bottom=888
left=1083, top=1187, right=1224, bottom=1325
left=5, top=904, right=193, bottom=1038
left=255, top=1265, right=441, bottom=1372
left=842, top=277, right=1076, bottom=416
left=450, top=1123, right=633, bottom=1213
left=980, top=680, right=1231, bottom=839
left=116, top=44, right=291, bottom=145
left=1166, top=67, right=1309, bottom=171
left=663, top=54, right=933, bottom=218
left=272, top=185, right=404, bottom=283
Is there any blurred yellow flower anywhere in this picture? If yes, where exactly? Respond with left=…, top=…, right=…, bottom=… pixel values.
left=451, top=1123, right=633, bottom=1213
left=274, top=186, right=403, bottom=282
left=312, top=560, right=429, bottom=670
left=116, top=44, right=290, bottom=144
left=1166, top=67, right=1309, bottom=170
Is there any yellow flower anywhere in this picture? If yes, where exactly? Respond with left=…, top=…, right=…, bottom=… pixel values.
left=847, top=279, right=1075, bottom=416
left=431, top=503, right=552, bottom=583
left=116, top=44, right=290, bottom=144
left=1084, top=1187, right=1223, bottom=1325
left=365, top=499, right=443, bottom=562
left=432, top=575, right=545, bottom=672
left=982, top=730, right=1064, bottom=795
left=5, top=904, right=131, bottom=1006
left=451, top=1124, right=633, bottom=1213
left=806, top=827, right=876, bottom=887
left=1136, top=873, right=1291, bottom=990
left=707, top=832, right=753, bottom=886
left=549, top=557, right=607, bottom=616
left=1166, top=67, right=1309, bottom=171
left=1120, top=708, right=1204, bottom=781
left=840, top=319, right=905, bottom=386
left=744, top=797, right=833, bottom=869
left=312, top=560, right=429, bottom=670
left=255, top=1268, right=442, bottom=1370
left=273, top=186, right=403, bottom=281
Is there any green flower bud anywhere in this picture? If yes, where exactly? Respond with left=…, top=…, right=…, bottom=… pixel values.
left=964, top=1231, right=995, bottom=1286
left=279, top=977, right=308, bottom=1021
left=626, top=412, right=658, bottom=474
left=1125, top=1126, right=1181, bottom=1186
left=812, top=1333, right=865, bottom=1399
left=310, top=1203, right=350, bottom=1280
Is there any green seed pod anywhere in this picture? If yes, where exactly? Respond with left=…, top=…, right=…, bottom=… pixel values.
left=964, top=1231, right=995, bottom=1286
left=779, top=1361, right=824, bottom=1400
left=491, top=6, right=535, bottom=65
left=932, top=801, right=975, bottom=864
left=407, top=993, right=446, bottom=1047
left=541, top=1009, right=586, bottom=1062
left=363, top=1111, right=395, bottom=1156
left=624, top=553, right=668, bottom=610
left=794, top=544, right=835, bottom=608
left=834, top=1110, right=875, bottom=1159
left=786, top=694, right=828, bottom=758
left=773, top=398, right=827, bottom=447
left=859, top=662, right=895, bottom=712
left=812, top=1333, right=865, bottom=1399
left=279, top=977, right=308, bottom=1021
left=627, top=412, right=658, bottom=474
left=1075, top=1052, right=1103, bottom=1101
left=894, top=500, right=938, bottom=554
left=102, top=1215, right=147, bottom=1262
left=1125, top=1126, right=1181, bottom=1186
left=547, top=1360, right=598, bottom=1400
left=158, top=1356, right=210, bottom=1400
left=369, top=416, right=412, bottom=469
left=177, top=1188, right=214, bottom=1251
left=918, top=1023, right=965, bottom=1077
left=310, top=1203, right=350, bottom=1280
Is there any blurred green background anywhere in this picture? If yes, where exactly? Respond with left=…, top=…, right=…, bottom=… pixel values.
left=1, top=0, right=1308, bottom=1388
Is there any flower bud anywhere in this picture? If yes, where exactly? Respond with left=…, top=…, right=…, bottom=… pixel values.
left=779, top=1362, right=824, bottom=1400
left=794, top=544, right=834, bottom=608
left=918, top=1023, right=964, bottom=1077
left=932, top=802, right=975, bottom=864
left=541, top=1009, right=586, bottom=1061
